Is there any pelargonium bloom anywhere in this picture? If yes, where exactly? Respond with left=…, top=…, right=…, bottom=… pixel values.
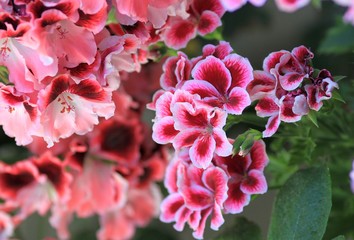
left=274, top=0, right=310, bottom=12
left=213, top=140, right=269, bottom=213
left=220, top=0, right=267, bottom=12
left=37, top=74, right=115, bottom=147
left=160, top=158, right=228, bottom=239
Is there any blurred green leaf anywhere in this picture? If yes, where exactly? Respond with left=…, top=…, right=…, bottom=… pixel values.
left=333, top=76, right=346, bottom=82
left=332, top=236, right=346, bottom=240
left=331, top=90, right=346, bottom=103
left=268, top=167, right=332, bottom=240
left=216, top=217, right=262, bottom=240
left=319, top=22, right=354, bottom=55
left=307, top=110, right=319, bottom=128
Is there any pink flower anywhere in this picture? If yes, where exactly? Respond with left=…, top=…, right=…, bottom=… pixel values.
left=37, top=74, right=115, bottom=147
left=160, top=158, right=228, bottom=239
left=350, top=160, right=354, bottom=193
left=220, top=0, right=267, bottom=12
left=304, top=69, right=338, bottom=111
left=213, top=140, right=269, bottom=213
left=274, top=0, right=310, bottom=12
left=114, top=0, right=183, bottom=28
left=181, top=54, right=252, bottom=115
left=0, top=84, right=39, bottom=146
left=161, top=0, right=225, bottom=49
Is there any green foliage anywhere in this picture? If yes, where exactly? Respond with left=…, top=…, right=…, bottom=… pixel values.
left=216, top=217, right=262, bottom=240
left=0, top=66, right=9, bottom=84
left=319, top=21, right=354, bottom=55
left=268, top=167, right=332, bottom=240
left=232, top=129, right=262, bottom=156
left=332, top=235, right=346, bottom=240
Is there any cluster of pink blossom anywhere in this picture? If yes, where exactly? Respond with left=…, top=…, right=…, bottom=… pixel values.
left=221, top=0, right=354, bottom=25
left=247, top=46, right=338, bottom=137
left=149, top=42, right=269, bottom=238
left=0, top=71, right=168, bottom=239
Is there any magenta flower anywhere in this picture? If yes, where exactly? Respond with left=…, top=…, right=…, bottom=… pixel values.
left=160, top=158, right=228, bottom=239
left=350, top=160, right=354, bottom=193
left=172, top=102, right=232, bottom=168
left=181, top=54, right=252, bottom=115
left=38, top=74, right=115, bottom=147
left=214, top=140, right=269, bottom=213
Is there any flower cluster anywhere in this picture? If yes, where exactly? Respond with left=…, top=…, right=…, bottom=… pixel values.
left=247, top=46, right=338, bottom=137
left=149, top=42, right=269, bottom=238
left=0, top=75, right=168, bottom=239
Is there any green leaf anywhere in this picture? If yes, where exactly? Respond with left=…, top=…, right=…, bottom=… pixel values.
left=0, top=66, right=9, bottom=84
left=331, top=236, right=346, bottom=240
left=331, top=90, right=346, bottom=103
left=216, top=217, right=262, bottom=240
left=307, top=110, right=319, bottom=128
left=319, top=22, right=354, bottom=55
left=333, top=76, right=346, bottom=82
left=268, top=167, right=332, bottom=240
left=202, top=27, right=224, bottom=41
left=232, top=129, right=262, bottom=156
left=106, top=8, right=118, bottom=24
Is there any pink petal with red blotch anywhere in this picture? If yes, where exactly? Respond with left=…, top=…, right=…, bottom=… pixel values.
left=78, top=0, right=105, bottom=14
left=174, top=54, right=192, bottom=83
left=223, top=53, right=253, bottom=89
left=291, top=45, right=314, bottom=64
left=147, top=89, right=165, bottom=110
left=153, top=116, right=179, bottom=144
left=202, top=41, right=233, bottom=60
left=192, top=0, right=226, bottom=17
left=263, top=50, right=288, bottom=72
left=181, top=80, right=221, bottom=99
left=173, top=129, right=202, bottom=150
left=192, top=56, right=231, bottom=94
left=172, top=102, right=209, bottom=130
left=161, top=54, right=184, bottom=90
left=188, top=211, right=202, bottom=230
left=279, top=96, right=302, bottom=123
left=249, top=140, right=269, bottom=171
left=190, top=134, right=216, bottom=169
left=255, top=97, right=279, bottom=117
left=182, top=185, right=213, bottom=210
left=155, top=91, right=173, bottom=119
left=220, top=0, right=246, bottom=11
left=278, top=72, right=306, bottom=91
left=39, top=14, right=97, bottom=68
left=240, top=169, right=268, bottom=194
left=172, top=89, right=201, bottom=106
left=164, top=157, right=181, bottom=193
left=211, top=204, right=225, bottom=230
left=209, top=108, right=228, bottom=128
left=192, top=208, right=213, bottom=240
left=293, top=94, right=309, bottom=115
left=197, top=10, right=222, bottom=36
left=0, top=161, right=39, bottom=200
left=274, top=0, right=310, bottom=13
left=163, top=18, right=197, bottom=50
left=76, top=2, right=108, bottom=34
left=304, top=84, right=322, bottom=111
left=224, top=181, right=250, bottom=214
left=202, top=167, right=228, bottom=206
left=0, top=86, right=40, bottom=146
left=247, top=70, right=276, bottom=101
left=97, top=209, right=135, bottom=240
left=263, top=114, right=281, bottom=138
left=173, top=205, right=193, bottom=231
left=33, top=152, right=72, bottom=200
left=114, top=0, right=149, bottom=22
left=213, top=128, right=233, bottom=157
left=224, top=87, right=251, bottom=115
